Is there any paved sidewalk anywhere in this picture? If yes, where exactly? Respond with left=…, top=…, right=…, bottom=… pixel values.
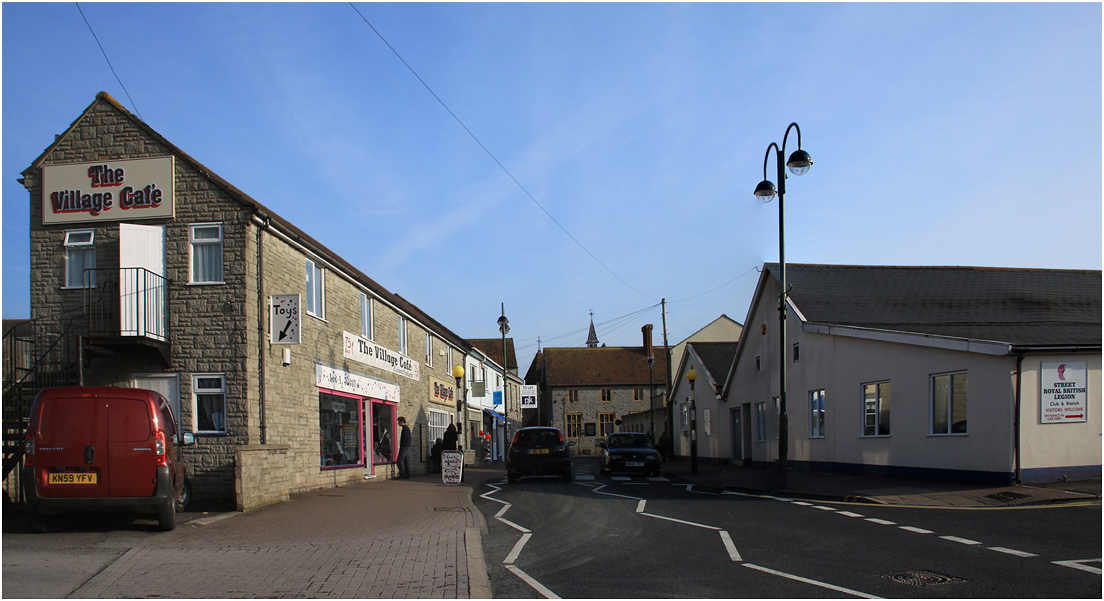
left=662, top=459, right=1101, bottom=507
left=71, top=472, right=491, bottom=599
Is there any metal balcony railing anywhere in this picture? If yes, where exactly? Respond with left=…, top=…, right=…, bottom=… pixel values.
left=84, top=267, right=169, bottom=342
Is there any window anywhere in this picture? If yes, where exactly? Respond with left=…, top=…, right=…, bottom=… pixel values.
left=754, top=402, right=767, bottom=441
left=566, top=413, right=582, bottom=438
left=447, top=347, right=454, bottom=371
left=932, top=372, right=967, bottom=434
left=189, top=223, right=223, bottom=283
left=793, top=343, right=800, bottom=362
left=397, top=316, right=408, bottom=355
left=425, top=332, right=433, bottom=367
left=319, top=392, right=361, bottom=467
left=772, top=397, right=780, bottom=439
left=64, top=229, right=96, bottom=288
left=567, top=389, right=579, bottom=403
left=601, top=389, right=612, bottom=402
left=428, top=408, right=449, bottom=445
left=192, top=374, right=227, bottom=434
left=599, top=412, right=615, bottom=436
left=862, top=381, right=891, bottom=436
left=809, top=389, right=825, bottom=438
left=305, top=259, right=325, bottom=319
left=680, top=404, right=688, bottom=431
left=634, top=388, right=644, bottom=401
left=361, top=294, right=373, bottom=339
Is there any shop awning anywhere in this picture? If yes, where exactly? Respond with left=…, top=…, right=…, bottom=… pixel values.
left=484, top=408, right=506, bottom=423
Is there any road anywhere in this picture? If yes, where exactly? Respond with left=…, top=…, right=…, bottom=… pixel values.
left=473, top=458, right=1102, bottom=599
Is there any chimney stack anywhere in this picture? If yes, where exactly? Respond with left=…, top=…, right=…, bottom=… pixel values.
left=642, top=324, right=654, bottom=360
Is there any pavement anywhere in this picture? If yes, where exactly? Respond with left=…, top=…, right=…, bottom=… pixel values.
left=660, top=459, right=1102, bottom=507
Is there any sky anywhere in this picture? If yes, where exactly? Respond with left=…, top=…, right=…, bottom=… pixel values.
left=3, top=2, right=1101, bottom=376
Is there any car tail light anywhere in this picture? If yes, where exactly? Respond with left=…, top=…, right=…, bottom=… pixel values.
left=557, top=430, right=564, bottom=443
left=513, top=430, right=521, bottom=444
left=155, top=430, right=167, bottom=466
left=24, top=429, right=35, bottom=466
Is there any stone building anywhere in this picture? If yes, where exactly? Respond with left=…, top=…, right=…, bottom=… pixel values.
left=526, top=324, right=668, bottom=454
left=11, top=92, right=474, bottom=510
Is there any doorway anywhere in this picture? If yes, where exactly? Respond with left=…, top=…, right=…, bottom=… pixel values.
left=132, top=374, right=181, bottom=439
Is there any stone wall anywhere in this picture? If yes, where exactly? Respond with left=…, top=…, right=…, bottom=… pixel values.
left=235, top=444, right=291, bottom=512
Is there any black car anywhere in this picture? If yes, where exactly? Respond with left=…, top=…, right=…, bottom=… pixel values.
left=597, top=432, right=662, bottom=477
left=506, top=427, right=575, bottom=483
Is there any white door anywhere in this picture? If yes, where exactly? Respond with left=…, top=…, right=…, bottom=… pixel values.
left=119, top=224, right=166, bottom=340
left=133, top=374, right=182, bottom=439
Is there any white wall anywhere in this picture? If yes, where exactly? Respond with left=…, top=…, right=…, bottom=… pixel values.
left=1018, top=353, right=1102, bottom=482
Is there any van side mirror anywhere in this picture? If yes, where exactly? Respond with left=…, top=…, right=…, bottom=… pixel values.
left=182, top=432, right=196, bottom=446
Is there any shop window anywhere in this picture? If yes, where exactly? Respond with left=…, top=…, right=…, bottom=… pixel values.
left=601, top=389, right=612, bottom=402
left=192, top=374, right=227, bottom=435
left=428, top=408, right=449, bottom=446
left=361, top=294, right=373, bottom=340
left=809, top=389, right=825, bottom=438
left=599, top=412, right=615, bottom=436
left=398, top=316, right=408, bottom=355
left=189, top=223, right=223, bottom=284
left=932, top=372, right=967, bottom=435
left=305, top=259, right=325, bottom=319
left=372, top=402, right=396, bottom=465
left=320, top=392, right=361, bottom=468
left=862, top=381, right=891, bottom=436
left=64, top=229, right=96, bottom=288
left=566, top=413, right=582, bottom=438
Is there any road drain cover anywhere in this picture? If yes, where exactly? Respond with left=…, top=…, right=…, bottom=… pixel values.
left=986, top=491, right=1029, bottom=502
left=435, top=507, right=466, bottom=512
left=881, top=570, right=966, bottom=587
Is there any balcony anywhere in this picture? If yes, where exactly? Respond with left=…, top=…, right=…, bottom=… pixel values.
left=83, top=267, right=171, bottom=364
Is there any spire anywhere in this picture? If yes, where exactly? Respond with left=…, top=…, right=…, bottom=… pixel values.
left=586, top=310, right=599, bottom=348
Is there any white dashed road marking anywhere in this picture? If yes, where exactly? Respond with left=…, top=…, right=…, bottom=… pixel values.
left=837, top=511, right=864, bottom=518
left=505, top=565, right=561, bottom=599
left=865, top=518, right=896, bottom=525
left=743, top=564, right=882, bottom=598
left=899, top=526, right=934, bottom=534
left=989, top=547, right=1038, bottom=558
left=940, top=535, right=981, bottom=545
left=719, top=530, right=742, bottom=562
left=1052, top=559, right=1103, bottom=575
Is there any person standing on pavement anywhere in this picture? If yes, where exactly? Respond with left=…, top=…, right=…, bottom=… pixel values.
left=443, top=422, right=458, bottom=451
left=396, top=417, right=412, bottom=479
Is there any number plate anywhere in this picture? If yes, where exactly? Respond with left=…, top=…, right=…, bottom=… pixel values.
left=49, top=472, right=97, bottom=485
left=528, top=448, right=549, bottom=454
left=626, top=461, right=644, bottom=467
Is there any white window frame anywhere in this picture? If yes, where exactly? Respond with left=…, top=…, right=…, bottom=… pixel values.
left=188, top=223, right=224, bottom=284
left=398, top=316, right=408, bottom=355
left=809, top=389, right=825, bottom=438
left=931, top=371, right=968, bottom=435
left=447, top=347, right=454, bottom=372
left=361, top=294, right=373, bottom=340
left=192, top=373, right=227, bottom=435
left=425, top=332, right=433, bottom=367
left=753, top=402, right=767, bottom=442
left=862, top=381, right=891, bottom=437
left=63, top=229, right=96, bottom=289
left=305, top=259, right=325, bottom=319
left=428, top=408, right=450, bottom=444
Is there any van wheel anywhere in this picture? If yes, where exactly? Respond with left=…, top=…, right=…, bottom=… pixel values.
left=176, top=478, right=192, bottom=512
left=507, top=471, right=517, bottom=484
left=157, top=501, right=176, bottom=531
left=562, top=470, right=573, bottom=483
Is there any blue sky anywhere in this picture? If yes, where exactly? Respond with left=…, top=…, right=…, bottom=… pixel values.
left=4, top=2, right=1101, bottom=373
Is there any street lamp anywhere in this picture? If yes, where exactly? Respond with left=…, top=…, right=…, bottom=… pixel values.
left=754, top=122, right=812, bottom=490
left=498, top=303, right=510, bottom=443
left=687, top=366, right=698, bottom=476
left=452, top=364, right=466, bottom=441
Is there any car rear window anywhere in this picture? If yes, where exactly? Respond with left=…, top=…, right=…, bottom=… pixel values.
left=609, top=434, right=653, bottom=448
left=516, top=430, right=560, bottom=445
left=38, top=397, right=105, bottom=441
left=109, top=399, right=152, bottom=442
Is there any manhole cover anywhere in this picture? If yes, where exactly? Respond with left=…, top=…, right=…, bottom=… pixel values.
left=880, top=570, right=966, bottom=587
left=435, top=507, right=466, bottom=512
left=986, top=491, right=1029, bottom=502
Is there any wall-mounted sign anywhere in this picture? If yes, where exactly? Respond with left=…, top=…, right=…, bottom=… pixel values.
left=521, top=385, right=538, bottom=409
left=430, top=377, right=456, bottom=406
left=493, top=391, right=502, bottom=406
left=315, top=363, right=400, bottom=403
left=342, top=331, right=420, bottom=381
left=270, top=294, right=300, bottom=345
left=1040, top=362, right=1088, bottom=423
left=42, top=157, right=175, bottom=224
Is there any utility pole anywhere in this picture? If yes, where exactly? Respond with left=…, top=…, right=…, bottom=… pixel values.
left=661, top=299, right=672, bottom=458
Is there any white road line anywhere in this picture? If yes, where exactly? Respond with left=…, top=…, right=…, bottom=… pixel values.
left=496, top=517, right=531, bottom=533
left=505, top=564, right=561, bottom=599
left=692, top=489, right=721, bottom=495
left=504, top=532, right=532, bottom=564
left=719, top=530, right=742, bottom=562
left=837, top=511, right=864, bottom=518
left=636, top=500, right=647, bottom=513
left=940, top=535, right=981, bottom=545
left=575, top=475, right=595, bottom=481
left=648, top=476, right=669, bottom=481
left=595, top=490, right=645, bottom=501
left=495, top=504, right=511, bottom=519
left=899, top=526, right=934, bottom=534
left=1052, top=559, right=1104, bottom=575
left=791, top=501, right=813, bottom=506
left=743, top=563, right=882, bottom=599
left=676, top=484, right=694, bottom=492
left=612, top=476, right=631, bottom=481
left=989, top=547, right=1038, bottom=558
left=640, top=512, right=721, bottom=530
left=865, top=518, right=896, bottom=525
left=811, top=505, right=837, bottom=511
left=624, top=482, right=650, bottom=486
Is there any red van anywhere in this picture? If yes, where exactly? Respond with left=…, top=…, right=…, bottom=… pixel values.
left=22, top=386, right=194, bottom=531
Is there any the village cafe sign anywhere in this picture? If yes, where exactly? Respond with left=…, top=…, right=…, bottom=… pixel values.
left=42, top=157, right=175, bottom=225
left=343, top=331, right=420, bottom=381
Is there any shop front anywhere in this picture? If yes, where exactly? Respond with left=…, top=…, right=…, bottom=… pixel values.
left=316, top=363, right=401, bottom=479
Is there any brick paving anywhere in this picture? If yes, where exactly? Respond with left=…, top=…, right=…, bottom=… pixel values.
left=72, top=474, right=491, bottom=599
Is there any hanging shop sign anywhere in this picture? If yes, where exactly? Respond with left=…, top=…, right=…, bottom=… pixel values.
left=1040, top=362, right=1088, bottom=424
left=315, top=363, right=400, bottom=403
left=270, top=294, right=300, bottom=345
left=430, top=377, right=456, bottom=407
left=342, top=330, right=420, bottom=381
left=42, top=157, right=175, bottom=225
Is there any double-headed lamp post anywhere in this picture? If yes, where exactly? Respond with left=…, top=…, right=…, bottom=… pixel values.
left=498, top=304, right=510, bottom=442
left=753, top=122, right=813, bottom=489
left=687, top=366, right=698, bottom=475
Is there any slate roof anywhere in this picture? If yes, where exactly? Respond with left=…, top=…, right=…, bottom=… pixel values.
left=687, top=342, right=739, bottom=384
left=767, top=264, right=1102, bottom=348
left=466, top=338, right=518, bottom=372
left=537, top=347, right=669, bottom=388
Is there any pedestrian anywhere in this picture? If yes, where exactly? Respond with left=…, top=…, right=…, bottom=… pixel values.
left=443, top=422, right=459, bottom=451
left=658, top=429, right=670, bottom=461
left=431, top=437, right=444, bottom=473
left=396, top=417, right=412, bottom=479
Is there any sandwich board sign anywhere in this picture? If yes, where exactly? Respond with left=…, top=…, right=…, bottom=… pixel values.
left=270, top=294, right=300, bottom=345
left=442, top=450, right=464, bottom=485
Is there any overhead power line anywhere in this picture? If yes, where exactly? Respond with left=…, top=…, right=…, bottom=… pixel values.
left=347, top=3, right=655, bottom=302
left=75, top=3, right=142, bottom=121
